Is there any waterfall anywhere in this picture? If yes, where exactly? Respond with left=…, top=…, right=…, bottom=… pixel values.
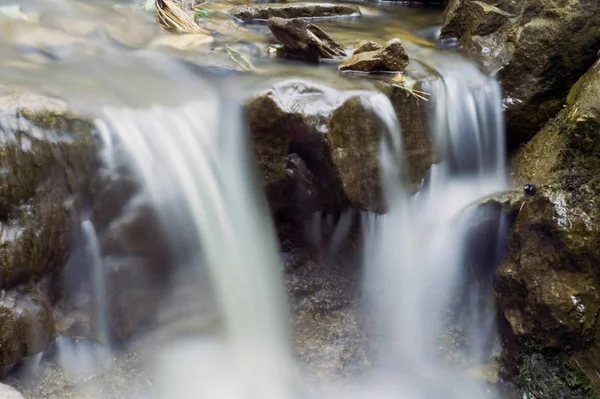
left=96, top=95, right=297, bottom=399
left=81, top=220, right=110, bottom=345
left=360, top=53, right=507, bottom=397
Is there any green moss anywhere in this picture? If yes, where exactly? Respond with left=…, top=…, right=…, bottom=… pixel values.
left=520, top=354, right=598, bottom=399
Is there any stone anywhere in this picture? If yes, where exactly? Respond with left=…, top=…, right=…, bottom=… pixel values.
left=441, top=0, right=600, bottom=148
left=339, top=38, right=409, bottom=73
left=0, top=89, right=95, bottom=290
left=0, top=281, right=55, bottom=371
left=353, top=41, right=382, bottom=55
left=245, top=80, right=433, bottom=215
left=497, top=59, right=600, bottom=394
left=230, top=3, right=360, bottom=22
left=268, top=17, right=345, bottom=62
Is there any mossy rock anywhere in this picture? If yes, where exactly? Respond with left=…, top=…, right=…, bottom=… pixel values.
left=0, top=90, right=96, bottom=289
left=502, top=58, right=600, bottom=396
left=520, top=354, right=597, bottom=399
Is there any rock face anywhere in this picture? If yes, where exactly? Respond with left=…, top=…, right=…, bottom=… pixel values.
left=441, top=0, right=600, bottom=148
left=268, top=18, right=345, bottom=62
left=245, top=80, right=433, bottom=216
left=230, top=3, right=360, bottom=22
left=339, top=38, right=410, bottom=72
left=497, top=59, right=600, bottom=395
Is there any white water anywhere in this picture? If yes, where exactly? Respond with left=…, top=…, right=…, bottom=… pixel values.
left=81, top=220, right=110, bottom=345
left=360, top=54, right=507, bottom=398
left=97, top=97, right=297, bottom=399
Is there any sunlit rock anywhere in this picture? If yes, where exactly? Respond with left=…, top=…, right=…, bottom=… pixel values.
left=339, top=38, right=410, bottom=73
left=230, top=3, right=360, bottom=22
left=441, top=0, right=600, bottom=148
left=245, top=80, right=433, bottom=215
left=268, top=17, right=346, bottom=62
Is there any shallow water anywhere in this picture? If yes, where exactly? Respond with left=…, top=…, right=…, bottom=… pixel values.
left=0, top=1, right=509, bottom=398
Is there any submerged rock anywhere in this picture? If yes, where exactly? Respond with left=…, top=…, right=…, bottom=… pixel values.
left=497, top=59, right=600, bottom=394
left=339, top=38, right=409, bottom=72
left=441, top=0, right=600, bottom=148
left=230, top=3, right=360, bottom=22
left=245, top=79, right=433, bottom=216
left=268, top=17, right=345, bottom=62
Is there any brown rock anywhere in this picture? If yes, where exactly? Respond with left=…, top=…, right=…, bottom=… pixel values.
left=497, top=60, right=600, bottom=395
left=353, top=40, right=382, bottom=55
left=339, top=38, right=409, bottom=73
left=245, top=79, right=433, bottom=214
left=268, top=17, right=345, bottom=62
left=441, top=0, right=600, bottom=148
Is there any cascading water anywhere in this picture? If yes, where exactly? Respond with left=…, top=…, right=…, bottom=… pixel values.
left=96, top=97, right=297, bottom=399
left=81, top=220, right=110, bottom=345
left=360, top=52, right=507, bottom=398
left=0, top=2, right=513, bottom=398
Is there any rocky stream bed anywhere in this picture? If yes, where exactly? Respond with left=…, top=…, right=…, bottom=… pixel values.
left=0, top=0, right=599, bottom=397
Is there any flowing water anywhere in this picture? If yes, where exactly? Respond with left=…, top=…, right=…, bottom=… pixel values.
left=0, top=0, right=510, bottom=398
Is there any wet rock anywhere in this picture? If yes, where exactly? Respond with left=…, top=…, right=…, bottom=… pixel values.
left=441, top=0, right=600, bottom=148
left=339, top=38, right=409, bottom=72
left=327, top=97, right=385, bottom=210
left=498, top=60, right=600, bottom=394
left=0, top=383, right=24, bottom=399
left=0, top=90, right=95, bottom=289
left=268, top=17, right=345, bottom=62
left=245, top=80, right=433, bottom=214
left=0, top=281, right=55, bottom=371
left=230, top=3, right=360, bottom=22
left=518, top=353, right=598, bottom=399
left=353, top=40, right=382, bottom=55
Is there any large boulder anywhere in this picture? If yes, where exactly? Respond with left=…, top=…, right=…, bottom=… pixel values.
left=441, top=0, right=600, bottom=148
left=245, top=80, right=433, bottom=217
left=496, top=59, right=600, bottom=395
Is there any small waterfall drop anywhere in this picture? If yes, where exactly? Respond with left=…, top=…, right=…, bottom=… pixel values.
left=361, top=53, right=508, bottom=398
left=96, top=96, right=297, bottom=399
left=81, top=220, right=110, bottom=345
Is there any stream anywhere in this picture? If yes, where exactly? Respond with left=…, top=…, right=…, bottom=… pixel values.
left=0, top=0, right=513, bottom=398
